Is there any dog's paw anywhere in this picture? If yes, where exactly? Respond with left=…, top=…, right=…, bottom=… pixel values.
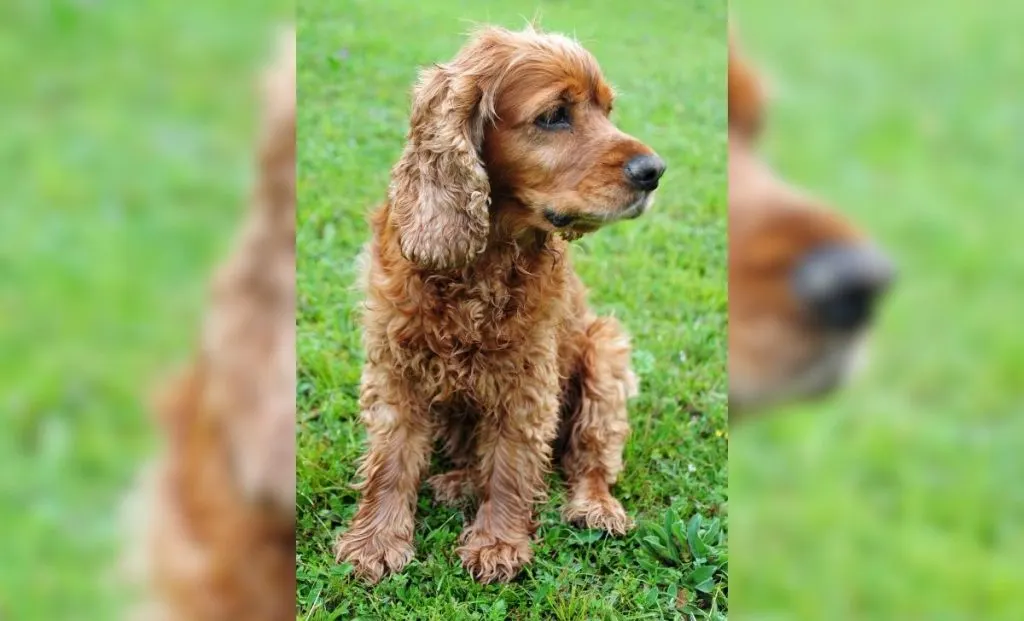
left=334, top=526, right=414, bottom=584
left=562, top=492, right=634, bottom=536
left=427, top=469, right=474, bottom=506
left=457, top=529, right=532, bottom=584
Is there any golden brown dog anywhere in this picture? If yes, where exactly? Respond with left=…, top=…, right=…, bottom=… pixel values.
left=728, top=33, right=893, bottom=417
left=125, top=29, right=296, bottom=621
left=334, top=25, right=665, bottom=584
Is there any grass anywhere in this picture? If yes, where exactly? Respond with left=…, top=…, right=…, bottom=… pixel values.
left=0, top=2, right=286, bottom=619
left=295, top=0, right=727, bottom=618
left=730, top=1, right=1024, bottom=618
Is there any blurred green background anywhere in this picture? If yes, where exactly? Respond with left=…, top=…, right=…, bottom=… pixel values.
left=296, top=0, right=727, bottom=618
left=0, top=1, right=287, bottom=619
left=730, top=0, right=1024, bottom=618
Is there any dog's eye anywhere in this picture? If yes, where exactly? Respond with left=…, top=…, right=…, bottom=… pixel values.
left=535, top=105, right=571, bottom=130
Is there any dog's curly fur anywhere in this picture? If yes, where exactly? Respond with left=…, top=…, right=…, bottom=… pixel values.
left=124, top=29, right=296, bottom=620
left=334, top=26, right=663, bottom=584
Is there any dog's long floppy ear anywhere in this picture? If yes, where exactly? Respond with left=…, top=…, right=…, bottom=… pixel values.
left=728, top=28, right=766, bottom=141
left=388, top=54, right=492, bottom=270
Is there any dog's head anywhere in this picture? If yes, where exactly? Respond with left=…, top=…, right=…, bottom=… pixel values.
left=389, top=25, right=665, bottom=269
left=728, top=33, right=894, bottom=416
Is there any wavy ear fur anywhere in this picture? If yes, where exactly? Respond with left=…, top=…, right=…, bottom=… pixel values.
left=388, top=38, right=496, bottom=270
left=728, top=27, right=766, bottom=141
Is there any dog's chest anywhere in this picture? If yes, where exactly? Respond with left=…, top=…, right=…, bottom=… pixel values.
left=397, top=247, right=568, bottom=355
left=417, top=269, right=544, bottom=353
left=409, top=269, right=565, bottom=403
left=368, top=243, right=572, bottom=398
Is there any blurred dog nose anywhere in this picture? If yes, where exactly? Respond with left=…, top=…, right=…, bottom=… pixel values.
left=623, top=154, right=666, bottom=191
left=793, top=244, right=895, bottom=330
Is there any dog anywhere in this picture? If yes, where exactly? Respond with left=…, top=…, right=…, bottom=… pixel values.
left=124, top=28, right=296, bottom=621
left=728, top=31, right=894, bottom=417
left=333, top=25, right=665, bottom=585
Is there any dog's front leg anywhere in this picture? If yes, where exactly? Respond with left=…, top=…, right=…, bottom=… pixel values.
left=457, top=357, right=560, bottom=583
left=334, top=370, right=433, bottom=583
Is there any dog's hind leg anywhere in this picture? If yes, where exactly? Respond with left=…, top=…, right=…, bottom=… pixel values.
left=427, top=468, right=474, bottom=506
left=427, top=402, right=477, bottom=506
left=558, top=316, right=637, bottom=535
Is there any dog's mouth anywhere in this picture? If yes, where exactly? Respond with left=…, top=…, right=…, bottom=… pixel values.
left=618, top=191, right=653, bottom=219
left=543, top=191, right=653, bottom=231
left=729, top=331, right=869, bottom=416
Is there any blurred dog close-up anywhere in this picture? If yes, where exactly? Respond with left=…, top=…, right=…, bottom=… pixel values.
left=123, top=28, right=296, bottom=621
left=728, top=31, right=894, bottom=417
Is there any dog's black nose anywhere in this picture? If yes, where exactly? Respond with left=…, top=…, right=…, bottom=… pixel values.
left=793, top=244, right=895, bottom=331
left=623, top=154, right=666, bottom=191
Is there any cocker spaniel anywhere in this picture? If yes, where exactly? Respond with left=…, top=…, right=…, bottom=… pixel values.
left=125, top=28, right=296, bottom=620
left=334, top=25, right=665, bottom=584
left=728, top=30, right=894, bottom=417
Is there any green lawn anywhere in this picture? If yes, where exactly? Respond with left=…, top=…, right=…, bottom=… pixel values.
left=730, top=1, right=1024, bottom=618
left=296, top=0, right=727, bottom=619
left=0, top=3, right=286, bottom=619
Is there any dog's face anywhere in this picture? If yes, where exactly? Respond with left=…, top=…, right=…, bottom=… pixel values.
left=478, top=34, right=664, bottom=237
left=728, top=36, right=894, bottom=416
left=389, top=26, right=664, bottom=269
